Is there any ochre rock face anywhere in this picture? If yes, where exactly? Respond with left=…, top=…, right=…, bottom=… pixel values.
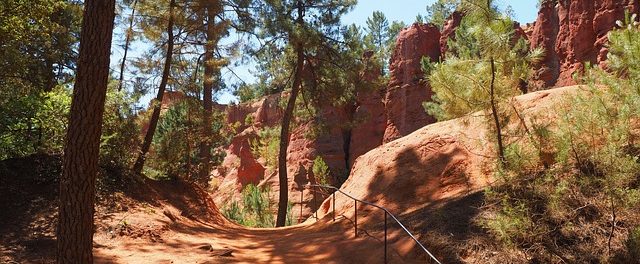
left=233, top=131, right=265, bottom=186
left=315, top=87, right=582, bottom=224
left=222, top=128, right=264, bottom=186
left=383, top=23, right=441, bottom=143
left=226, top=103, right=255, bottom=130
left=440, top=11, right=463, bottom=56
left=530, top=0, right=639, bottom=89
left=253, top=93, right=283, bottom=127
left=348, top=87, right=386, bottom=167
left=529, top=0, right=560, bottom=90
left=287, top=105, right=352, bottom=184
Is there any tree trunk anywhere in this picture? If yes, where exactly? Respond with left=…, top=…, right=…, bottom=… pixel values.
left=56, top=0, right=115, bottom=262
left=199, top=1, right=221, bottom=181
left=276, top=1, right=305, bottom=227
left=117, top=0, right=138, bottom=92
left=132, top=0, right=176, bottom=174
left=275, top=53, right=303, bottom=227
left=489, top=57, right=506, bottom=167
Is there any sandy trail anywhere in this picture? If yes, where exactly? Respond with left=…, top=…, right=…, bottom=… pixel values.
left=93, top=202, right=425, bottom=264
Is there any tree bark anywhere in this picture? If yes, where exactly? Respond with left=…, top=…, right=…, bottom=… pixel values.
left=489, top=57, right=506, bottom=167
left=276, top=0, right=305, bottom=227
left=117, top=0, right=138, bottom=92
left=200, top=1, right=221, bottom=181
left=132, top=0, right=176, bottom=174
left=56, top=0, right=115, bottom=262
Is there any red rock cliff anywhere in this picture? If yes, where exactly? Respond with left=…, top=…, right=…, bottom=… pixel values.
left=530, top=0, right=639, bottom=89
left=383, top=23, right=441, bottom=143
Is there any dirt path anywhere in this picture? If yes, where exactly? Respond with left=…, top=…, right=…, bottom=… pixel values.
left=91, top=196, right=430, bottom=264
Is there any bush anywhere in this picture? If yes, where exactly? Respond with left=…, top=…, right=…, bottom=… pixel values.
left=250, top=126, right=280, bottom=169
left=222, top=184, right=274, bottom=227
left=482, top=16, right=640, bottom=262
left=312, top=156, right=330, bottom=186
left=0, top=86, right=71, bottom=160
left=99, top=85, right=140, bottom=169
left=222, top=184, right=295, bottom=227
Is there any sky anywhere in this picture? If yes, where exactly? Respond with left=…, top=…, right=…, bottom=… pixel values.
left=343, top=0, right=538, bottom=27
left=117, top=1, right=539, bottom=107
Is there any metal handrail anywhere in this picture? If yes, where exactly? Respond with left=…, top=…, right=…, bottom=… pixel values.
left=303, top=184, right=442, bottom=264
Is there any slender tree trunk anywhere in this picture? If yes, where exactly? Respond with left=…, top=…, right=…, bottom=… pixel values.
left=489, top=57, right=506, bottom=167
left=132, top=0, right=176, bottom=174
left=200, top=1, right=221, bottom=181
left=45, top=58, right=55, bottom=92
left=56, top=0, right=115, bottom=263
left=117, top=0, right=138, bottom=92
left=275, top=53, right=303, bottom=227
left=276, top=1, right=305, bottom=227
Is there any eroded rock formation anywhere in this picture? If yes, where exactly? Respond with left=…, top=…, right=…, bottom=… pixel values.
left=530, top=0, right=639, bottom=89
left=440, top=11, right=464, bottom=56
left=211, top=1, right=640, bottom=222
left=383, top=23, right=441, bottom=143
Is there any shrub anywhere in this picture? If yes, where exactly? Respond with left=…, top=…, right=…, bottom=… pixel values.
left=222, top=184, right=274, bottom=227
left=312, top=156, right=330, bottom=186
left=250, top=126, right=280, bottom=169
left=627, top=226, right=640, bottom=260
left=0, top=86, right=71, bottom=159
left=482, top=15, right=640, bottom=262
left=221, top=184, right=296, bottom=227
left=99, top=85, right=140, bottom=169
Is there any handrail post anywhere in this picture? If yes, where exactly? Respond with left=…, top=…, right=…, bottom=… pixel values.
left=313, top=185, right=318, bottom=219
left=384, top=211, right=388, bottom=264
left=299, top=187, right=304, bottom=223
left=332, top=192, right=335, bottom=222
left=354, top=200, right=358, bottom=238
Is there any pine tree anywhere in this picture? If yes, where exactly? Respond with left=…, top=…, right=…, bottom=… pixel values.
left=132, top=0, right=176, bottom=174
left=56, top=0, right=115, bottom=262
left=363, top=11, right=406, bottom=75
left=425, top=0, right=459, bottom=29
left=199, top=0, right=228, bottom=181
left=426, top=0, right=542, bottom=166
left=252, top=0, right=356, bottom=227
left=116, top=0, right=138, bottom=92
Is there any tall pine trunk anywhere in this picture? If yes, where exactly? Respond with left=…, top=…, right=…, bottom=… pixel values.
left=199, top=1, right=220, bottom=180
left=56, top=0, right=115, bottom=262
left=133, top=0, right=176, bottom=174
left=117, top=0, right=138, bottom=91
left=276, top=1, right=305, bottom=227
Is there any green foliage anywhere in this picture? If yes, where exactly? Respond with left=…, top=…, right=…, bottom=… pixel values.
left=146, top=99, right=226, bottom=180
left=426, top=2, right=540, bottom=120
left=234, top=83, right=269, bottom=103
left=0, top=0, right=81, bottom=160
left=365, top=11, right=389, bottom=53
left=425, top=0, right=459, bottom=29
left=483, top=195, right=535, bottom=246
left=362, top=12, right=406, bottom=75
left=222, top=184, right=295, bottom=227
left=222, top=184, right=274, bottom=227
left=0, top=0, right=81, bottom=93
left=100, top=83, right=140, bottom=169
left=482, top=15, right=640, bottom=262
left=250, top=126, right=281, bottom=169
left=312, top=156, right=330, bottom=186
left=0, top=86, right=71, bottom=160
left=251, top=0, right=364, bottom=108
